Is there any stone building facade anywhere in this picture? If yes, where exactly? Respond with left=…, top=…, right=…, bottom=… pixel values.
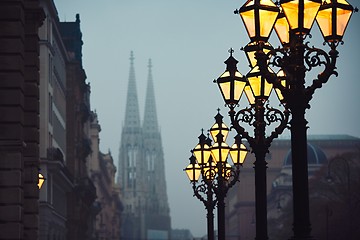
left=89, top=112, right=122, bottom=239
left=118, top=53, right=171, bottom=240
left=0, top=1, right=44, bottom=239
left=38, top=1, right=73, bottom=239
left=1, top=1, right=123, bottom=239
left=225, top=135, right=360, bottom=240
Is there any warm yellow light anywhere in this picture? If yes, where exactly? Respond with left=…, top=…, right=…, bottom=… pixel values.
left=211, top=142, right=230, bottom=163
left=38, top=173, right=45, bottom=189
left=221, top=163, right=233, bottom=180
left=281, top=0, right=322, bottom=34
left=274, top=12, right=291, bottom=45
left=230, top=143, right=248, bottom=165
left=275, top=70, right=288, bottom=102
left=244, top=42, right=273, bottom=68
left=203, top=160, right=218, bottom=181
left=216, top=54, right=247, bottom=106
left=316, top=0, right=354, bottom=42
left=247, top=66, right=274, bottom=99
left=185, top=162, right=202, bottom=182
left=193, top=143, right=211, bottom=166
left=244, top=84, right=256, bottom=105
left=210, top=122, right=230, bottom=142
left=239, top=0, right=280, bottom=42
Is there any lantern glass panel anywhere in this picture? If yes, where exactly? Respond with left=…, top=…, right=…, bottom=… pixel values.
left=336, top=8, right=352, bottom=36
left=275, top=14, right=290, bottom=44
left=240, top=9, right=256, bottom=39
left=230, top=143, right=248, bottom=165
left=211, top=142, right=230, bottom=163
left=281, top=1, right=299, bottom=30
left=234, top=78, right=247, bottom=102
left=185, top=163, right=201, bottom=182
left=220, top=71, right=230, bottom=78
left=316, top=8, right=332, bottom=37
left=193, top=143, right=211, bottom=165
left=282, top=0, right=321, bottom=32
left=259, top=8, right=279, bottom=38
left=248, top=66, right=273, bottom=98
left=303, top=1, right=322, bottom=30
left=244, top=84, right=256, bottom=105
left=210, top=123, right=230, bottom=142
left=219, top=81, right=231, bottom=102
left=316, top=0, right=353, bottom=42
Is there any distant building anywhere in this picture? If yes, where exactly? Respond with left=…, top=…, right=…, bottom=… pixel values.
left=38, top=1, right=98, bottom=239
left=171, top=229, right=194, bottom=240
left=88, top=112, right=123, bottom=239
left=118, top=52, right=171, bottom=239
left=59, top=13, right=97, bottom=240
left=38, top=0, right=73, bottom=239
left=225, top=135, right=360, bottom=240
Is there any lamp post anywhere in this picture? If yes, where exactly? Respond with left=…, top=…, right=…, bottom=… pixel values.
left=232, top=0, right=356, bottom=239
left=184, top=111, right=248, bottom=240
left=215, top=46, right=289, bottom=240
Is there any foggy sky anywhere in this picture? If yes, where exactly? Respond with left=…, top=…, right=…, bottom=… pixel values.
left=54, top=0, right=360, bottom=237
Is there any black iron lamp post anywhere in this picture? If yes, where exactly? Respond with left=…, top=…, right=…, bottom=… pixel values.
left=215, top=46, right=289, bottom=239
left=233, top=0, right=356, bottom=239
left=184, top=112, right=248, bottom=240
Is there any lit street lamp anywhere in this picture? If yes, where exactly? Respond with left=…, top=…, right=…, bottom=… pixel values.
left=38, top=173, right=46, bottom=189
left=231, top=0, right=356, bottom=239
left=184, top=111, right=248, bottom=240
left=215, top=46, right=289, bottom=239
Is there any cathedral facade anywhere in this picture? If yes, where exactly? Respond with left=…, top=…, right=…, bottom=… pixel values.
left=118, top=52, right=171, bottom=240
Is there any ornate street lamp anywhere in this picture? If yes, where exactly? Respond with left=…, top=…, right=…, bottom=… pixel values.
left=235, top=0, right=356, bottom=239
left=38, top=173, right=46, bottom=189
left=185, top=131, right=215, bottom=240
left=216, top=49, right=247, bottom=107
left=214, top=50, right=289, bottom=240
left=184, top=112, right=248, bottom=240
left=236, top=0, right=280, bottom=43
left=316, top=0, right=355, bottom=43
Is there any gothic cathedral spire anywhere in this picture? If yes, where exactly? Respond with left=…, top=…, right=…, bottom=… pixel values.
left=124, top=51, right=141, bottom=132
left=118, top=53, right=171, bottom=240
left=143, top=59, right=158, bottom=134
